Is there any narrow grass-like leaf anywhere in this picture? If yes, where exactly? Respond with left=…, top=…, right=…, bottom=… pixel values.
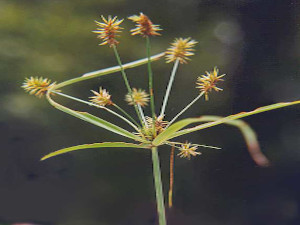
left=186, top=116, right=270, bottom=167
left=153, top=100, right=300, bottom=146
left=53, top=53, right=164, bottom=90
left=41, top=142, right=151, bottom=161
left=46, top=93, right=146, bottom=142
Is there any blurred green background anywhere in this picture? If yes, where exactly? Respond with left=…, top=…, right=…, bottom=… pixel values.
left=0, top=0, right=299, bottom=224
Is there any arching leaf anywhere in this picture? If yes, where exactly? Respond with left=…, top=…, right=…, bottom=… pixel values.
left=153, top=100, right=300, bottom=146
left=41, top=142, right=150, bottom=161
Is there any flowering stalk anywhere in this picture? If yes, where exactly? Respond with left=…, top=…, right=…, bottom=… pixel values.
left=137, top=104, right=147, bottom=126
left=146, top=36, right=156, bottom=134
left=151, top=147, right=167, bottom=225
left=112, top=103, right=140, bottom=128
left=167, top=92, right=205, bottom=127
left=160, top=59, right=179, bottom=117
left=112, top=45, right=144, bottom=126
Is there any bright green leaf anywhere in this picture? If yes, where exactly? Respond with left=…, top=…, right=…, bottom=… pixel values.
left=153, top=100, right=300, bottom=146
left=53, top=52, right=164, bottom=90
left=184, top=116, right=270, bottom=167
left=41, top=142, right=151, bottom=161
left=46, top=93, right=146, bottom=142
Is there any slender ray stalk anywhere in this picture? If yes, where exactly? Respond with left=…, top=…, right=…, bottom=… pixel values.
left=51, top=91, right=139, bottom=132
left=160, top=59, right=180, bottom=117
left=167, top=92, right=205, bottom=127
left=112, top=103, right=140, bottom=128
left=151, top=147, right=167, bottom=225
left=146, top=37, right=156, bottom=134
left=112, top=45, right=144, bottom=125
left=137, top=105, right=147, bottom=126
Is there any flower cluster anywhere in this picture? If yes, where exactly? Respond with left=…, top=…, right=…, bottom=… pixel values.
left=177, top=142, right=201, bottom=159
left=125, top=88, right=150, bottom=107
left=196, top=67, right=225, bottom=100
left=93, top=15, right=123, bottom=47
left=22, top=77, right=55, bottom=98
left=165, top=38, right=197, bottom=64
left=137, top=116, right=169, bottom=140
left=128, top=13, right=161, bottom=37
left=22, top=13, right=225, bottom=160
left=90, top=87, right=113, bottom=106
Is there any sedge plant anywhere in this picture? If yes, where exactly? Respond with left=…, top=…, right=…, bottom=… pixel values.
left=22, top=13, right=300, bottom=225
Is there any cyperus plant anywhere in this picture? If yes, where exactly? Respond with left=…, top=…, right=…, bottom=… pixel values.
left=22, top=13, right=300, bottom=225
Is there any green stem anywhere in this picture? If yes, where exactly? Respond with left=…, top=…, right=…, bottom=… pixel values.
left=52, top=52, right=164, bottom=90
left=137, top=104, right=147, bottom=126
left=160, top=59, right=179, bottom=118
left=151, top=147, right=167, bottom=225
left=113, top=103, right=141, bottom=128
left=146, top=37, right=156, bottom=134
left=167, top=92, right=205, bottom=127
left=112, top=45, right=144, bottom=126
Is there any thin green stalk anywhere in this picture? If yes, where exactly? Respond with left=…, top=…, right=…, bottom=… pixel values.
left=52, top=52, right=164, bottom=90
left=167, top=92, right=205, bottom=127
left=160, top=59, right=180, bottom=118
left=137, top=105, right=147, bottom=126
left=51, top=91, right=139, bottom=132
left=112, top=45, right=144, bottom=126
left=151, top=147, right=167, bottom=225
left=112, top=103, right=141, bottom=128
left=146, top=37, right=156, bottom=134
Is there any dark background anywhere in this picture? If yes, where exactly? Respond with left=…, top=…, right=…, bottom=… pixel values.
left=0, top=0, right=300, bottom=224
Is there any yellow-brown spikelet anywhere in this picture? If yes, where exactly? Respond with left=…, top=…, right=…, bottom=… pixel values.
left=145, top=115, right=169, bottom=134
left=93, top=15, right=123, bottom=47
left=89, top=87, right=113, bottom=106
left=196, top=67, right=225, bottom=100
left=177, top=142, right=201, bottom=159
left=125, top=88, right=149, bottom=107
left=137, top=116, right=169, bottom=140
left=165, top=37, right=197, bottom=64
left=128, top=13, right=161, bottom=37
left=22, top=77, right=55, bottom=98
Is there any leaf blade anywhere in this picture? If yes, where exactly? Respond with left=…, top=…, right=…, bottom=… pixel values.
left=46, top=93, right=145, bottom=142
left=153, top=100, right=300, bottom=145
left=41, top=142, right=150, bottom=161
left=53, top=53, right=165, bottom=90
left=184, top=116, right=270, bottom=167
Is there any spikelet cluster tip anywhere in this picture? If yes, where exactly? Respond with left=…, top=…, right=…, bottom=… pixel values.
left=196, top=67, right=225, bottom=100
left=93, top=15, right=123, bottom=47
left=90, top=87, right=113, bottom=106
left=22, top=77, right=55, bottom=98
left=165, top=37, right=197, bottom=64
left=128, top=13, right=161, bottom=37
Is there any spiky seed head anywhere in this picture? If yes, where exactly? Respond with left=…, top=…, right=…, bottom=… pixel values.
left=136, top=115, right=169, bottom=140
left=93, top=15, right=124, bottom=47
left=89, top=87, right=113, bottom=106
left=125, top=88, right=149, bottom=107
left=145, top=115, right=169, bottom=134
left=128, top=13, right=161, bottom=37
left=196, top=67, right=225, bottom=101
left=165, top=37, right=197, bottom=64
left=22, top=77, right=55, bottom=98
left=177, top=142, right=201, bottom=159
